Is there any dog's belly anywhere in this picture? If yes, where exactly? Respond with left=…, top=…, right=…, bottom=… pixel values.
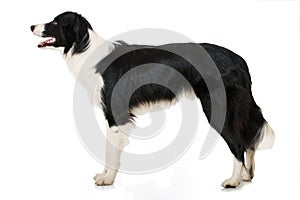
left=129, top=89, right=196, bottom=116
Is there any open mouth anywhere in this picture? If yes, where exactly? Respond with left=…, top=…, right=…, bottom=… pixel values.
left=38, top=37, right=56, bottom=48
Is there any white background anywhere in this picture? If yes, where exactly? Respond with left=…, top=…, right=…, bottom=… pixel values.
left=0, top=0, right=300, bottom=199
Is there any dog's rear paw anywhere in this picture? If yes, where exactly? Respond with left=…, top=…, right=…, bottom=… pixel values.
left=242, top=167, right=254, bottom=182
left=242, top=171, right=253, bottom=182
left=221, top=177, right=241, bottom=188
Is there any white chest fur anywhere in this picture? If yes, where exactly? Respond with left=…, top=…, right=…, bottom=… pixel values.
left=64, top=29, right=113, bottom=107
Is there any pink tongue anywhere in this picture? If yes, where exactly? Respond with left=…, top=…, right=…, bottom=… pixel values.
left=39, top=37, right=56, bottom=46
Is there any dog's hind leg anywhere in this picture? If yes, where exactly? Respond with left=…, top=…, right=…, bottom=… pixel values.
left=94, top=124, right=131, bottom=186
left=218, top=87, right=251, bottom=188
left=243, top=149, right=255, bottom=181
left=221, top=157, right=243, bottom=188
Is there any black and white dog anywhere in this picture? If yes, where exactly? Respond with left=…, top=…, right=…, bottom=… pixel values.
left=31, top=11, right=275, bottom=188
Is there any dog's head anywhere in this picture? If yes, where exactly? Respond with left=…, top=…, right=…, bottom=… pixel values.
left=30, top=11, right=93, bottom=55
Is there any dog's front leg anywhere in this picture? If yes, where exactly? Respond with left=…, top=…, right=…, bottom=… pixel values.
left=94, top=125, right=130, bottom=186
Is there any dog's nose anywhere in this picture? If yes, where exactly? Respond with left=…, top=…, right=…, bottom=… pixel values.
left=30, top=25, right=35, bottom=32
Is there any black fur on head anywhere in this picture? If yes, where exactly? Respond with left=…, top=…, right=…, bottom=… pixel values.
left=31, top=11, right=93, bottom=55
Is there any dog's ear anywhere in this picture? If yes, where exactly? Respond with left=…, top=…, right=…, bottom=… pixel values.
left=60, top=14, right=76, bottom=27
left=72, top=16, right=90, bottom=55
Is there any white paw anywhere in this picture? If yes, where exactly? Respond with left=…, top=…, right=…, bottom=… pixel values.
left=242, top=167, right=254, bottom=182
left=221, top=177, right=242, bottom=188
left=242, top=171, right=252, bottom=182
left=93, top=172, right=105, bottom=181
left=94, top=169, right=117, bottom=186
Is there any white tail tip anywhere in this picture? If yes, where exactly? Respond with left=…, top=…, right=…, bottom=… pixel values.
left=257, top=122, right=275, bottom=150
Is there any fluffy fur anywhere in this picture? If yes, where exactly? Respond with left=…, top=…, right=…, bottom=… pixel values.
left=31, top=11, right=275, bottom=188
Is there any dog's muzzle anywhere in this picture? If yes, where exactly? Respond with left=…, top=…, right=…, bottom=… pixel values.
left=30, top=24, right=45, bottom=37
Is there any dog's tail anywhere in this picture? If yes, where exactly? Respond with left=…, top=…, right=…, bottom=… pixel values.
left=256, top=122, right=275, bottom=150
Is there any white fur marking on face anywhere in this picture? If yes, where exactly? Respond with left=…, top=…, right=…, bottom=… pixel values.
left=33, top=24, right=45, bottom=37
left=221, top=157, right=243, bottom=188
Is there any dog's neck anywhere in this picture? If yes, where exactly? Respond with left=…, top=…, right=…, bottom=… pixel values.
left=63, top=29, right=113, bottom=79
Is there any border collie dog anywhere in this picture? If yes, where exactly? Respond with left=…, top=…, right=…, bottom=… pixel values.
left=31, top=11, right=275, bottom=188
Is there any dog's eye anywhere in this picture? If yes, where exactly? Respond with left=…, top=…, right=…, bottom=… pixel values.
left=51, top=21, right=58, bottom=25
